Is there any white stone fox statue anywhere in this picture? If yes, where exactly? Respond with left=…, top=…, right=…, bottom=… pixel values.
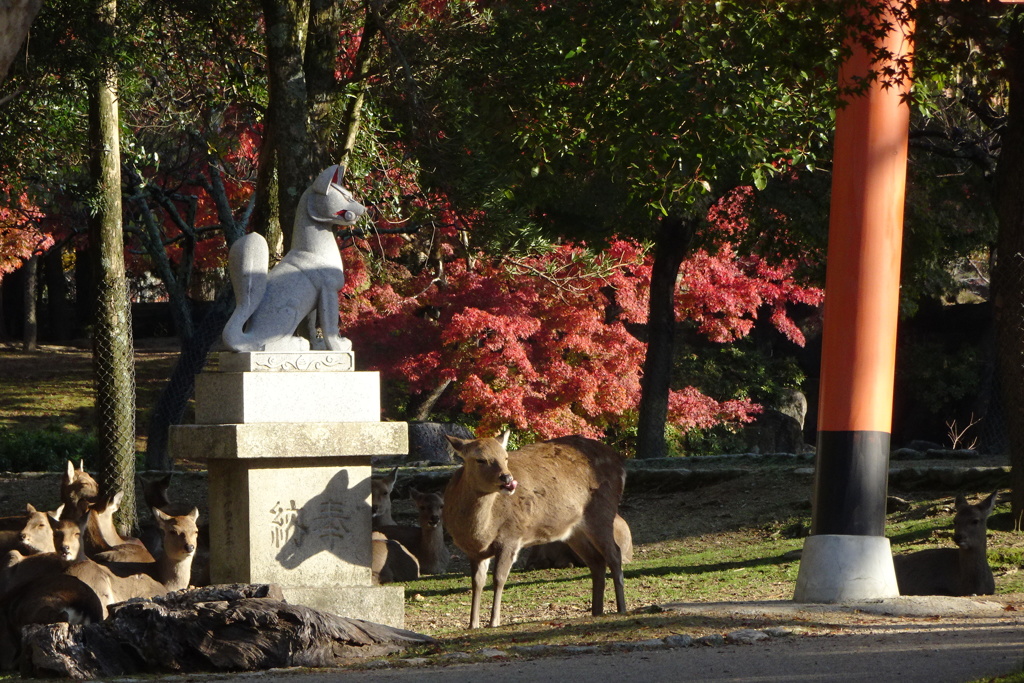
left=222, top=165, right=366, bottom=353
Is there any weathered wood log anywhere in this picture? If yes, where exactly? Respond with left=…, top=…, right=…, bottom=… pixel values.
left=19, top=584, right=435, bottom=679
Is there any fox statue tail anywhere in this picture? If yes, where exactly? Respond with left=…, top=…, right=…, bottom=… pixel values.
left=221, top=232, right=270, bottom=352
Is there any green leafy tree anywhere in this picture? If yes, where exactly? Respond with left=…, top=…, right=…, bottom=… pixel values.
left=405, top=0, right=843, bottom=456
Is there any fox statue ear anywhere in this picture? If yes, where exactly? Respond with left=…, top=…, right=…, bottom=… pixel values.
left=312, top=165, right=344, bottom=195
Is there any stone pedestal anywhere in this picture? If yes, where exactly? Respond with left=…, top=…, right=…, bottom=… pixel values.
left=793, top=534, right=900, bottom=603
left=169, top=351, right=407, bottom=628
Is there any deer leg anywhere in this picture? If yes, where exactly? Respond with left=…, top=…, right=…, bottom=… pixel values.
left=490, top=546, right=519, bottom=628
left=469, top=558, right=490, bottom=629
left=610, top=550, right=626, bottom=613
left=567, top=534, right=608, bottom=616
left=593, top=520, right=626, bottom=614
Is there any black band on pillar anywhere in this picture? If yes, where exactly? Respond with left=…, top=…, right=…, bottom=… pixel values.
left=810, top=431, right=890, bottom=537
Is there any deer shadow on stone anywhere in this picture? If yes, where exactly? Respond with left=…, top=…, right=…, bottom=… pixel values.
left=273, top=469, right=370, bottom=570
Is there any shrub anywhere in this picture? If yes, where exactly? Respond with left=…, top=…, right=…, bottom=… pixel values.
left=0, top=426, right=98, bottom=472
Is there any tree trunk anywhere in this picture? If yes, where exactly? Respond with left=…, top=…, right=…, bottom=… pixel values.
left=338, top=6, right=379, bottom=170
left=0, top=0, right=43, bottom=82
left=994, top=13, right=1024, bottom=531
left=75, top=246, right=96, bottom=330
left=43, top=244, right=71, bottom=342
left=21, top=254, right=37, bottom=351
left=251, top=135, right=283, bottom=257
left=88, top=0, right=136, bottom=535
left=0, top=280, right=6, bottom=340
left=306, top=0, right=347, bottom=171
left=262, top=0, right=313, bottom=249
left=635, top=215, right=696, bottom=459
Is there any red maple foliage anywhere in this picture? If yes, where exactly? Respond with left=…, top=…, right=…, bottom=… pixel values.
left=0, top=187, right=55, bottom=282
left=339, top=225, right=821, bottom=441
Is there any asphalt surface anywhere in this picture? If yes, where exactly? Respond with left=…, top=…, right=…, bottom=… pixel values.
left=192, top=597, right=1024, bottom=683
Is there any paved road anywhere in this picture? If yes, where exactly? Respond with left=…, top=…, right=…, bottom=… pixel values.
left=197, top=598, right=1024, bottom=683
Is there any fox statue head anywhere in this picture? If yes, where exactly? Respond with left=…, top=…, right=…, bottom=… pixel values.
left=307, top=165, right=366, bottom=226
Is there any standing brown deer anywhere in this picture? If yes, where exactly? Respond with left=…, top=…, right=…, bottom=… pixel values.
left=444, top=433, right=627, bottom=628
left=894, top=491, right=999, bottom=596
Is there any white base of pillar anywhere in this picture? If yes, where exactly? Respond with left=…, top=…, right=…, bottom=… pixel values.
left=793, top=534, right=900, bottom=603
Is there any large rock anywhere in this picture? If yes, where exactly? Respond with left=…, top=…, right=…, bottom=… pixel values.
left=744, top=409, right=805, bottom=455
left=407, top=422, right=475, bottom=464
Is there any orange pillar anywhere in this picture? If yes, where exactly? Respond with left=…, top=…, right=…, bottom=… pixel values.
left=795, top=1, right=913, bottom=602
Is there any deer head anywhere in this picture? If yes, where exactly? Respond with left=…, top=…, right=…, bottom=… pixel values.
left=446, top=432, right=518, bottom=495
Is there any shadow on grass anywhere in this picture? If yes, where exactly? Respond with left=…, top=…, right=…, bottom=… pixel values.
left=407, top=550, right=800, bottom=602
left=425, top=602, right=917, bottom=652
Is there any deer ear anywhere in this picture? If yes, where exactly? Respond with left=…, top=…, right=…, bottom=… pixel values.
left=446, top=434, right=470, bottom=454
left=65, top=460, right=75, bottom=482
left=50, top=505, right=64, bottom=522
left=981, top=490, right=999, bottom=515
left=497, top=431, right=511, bottom=450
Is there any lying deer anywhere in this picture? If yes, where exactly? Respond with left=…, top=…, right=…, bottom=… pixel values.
left=93, top=507, right=200, bottom=593
left=5, top=506, right=203, bottom=621
left=138, top=473, right=210, bottom=586
left=58, top=460, right=100, bottom=519
left=376, top=488, right=450, bottom=575
left=893, top=491, right=999, bottom=596
left=0, top=460, right=97, bottom=533
left=0, top=505, right=88, bottom=594
left=0, top=504, right=57, bottom=557
left=444, top=433, right=627, bottom=628
left=371, top=467, right=399, bottom=528
left=523, top=515, right=634, bottom=570
left=0, top=573, right=104, bottom=670
left=84, top=491, right=151, bottom=560
left=371, top=531, right=420, bottom=584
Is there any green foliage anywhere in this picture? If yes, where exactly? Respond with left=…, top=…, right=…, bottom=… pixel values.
left=667, top=333, right=807, bottom=456
left=675, top=424, right=748, bottom=458
left=0, top=426, right=96, bottom=472
left=988, top=547, right=1024, bottom=573
left=896, top=339, right=983, bottom=417
left=411, top=0, right=843, bottom=251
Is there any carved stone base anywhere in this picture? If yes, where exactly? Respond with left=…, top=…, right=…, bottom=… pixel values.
left=215, top=350, right=354, bottom=373
left=194, top=370, right=382, bottom=424
left=170, top=360, right=408, bottom=629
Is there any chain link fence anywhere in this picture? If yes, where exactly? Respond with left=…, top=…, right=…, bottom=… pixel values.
left=92, top=276, right=138, bottom=534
